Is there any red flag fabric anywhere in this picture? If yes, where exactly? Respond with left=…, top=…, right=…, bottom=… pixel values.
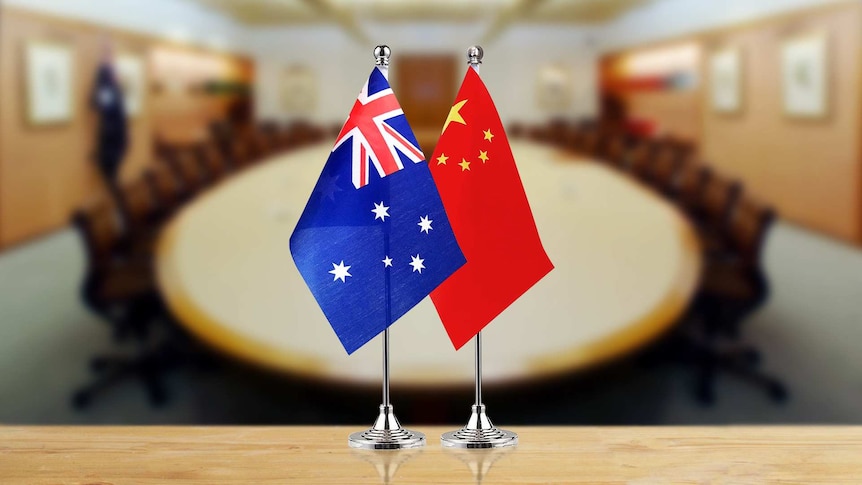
left=429, top=67, right=554, bottom=349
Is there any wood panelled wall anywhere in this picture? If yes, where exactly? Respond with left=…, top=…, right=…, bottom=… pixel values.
left=602, top=2, right=862, bottom=244
left=699, top=3, right=862, bottom=244
left=0, top=7, right=252, bottom=249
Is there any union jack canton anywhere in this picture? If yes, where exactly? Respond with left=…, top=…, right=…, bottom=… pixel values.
left=290, top=67, right=466, bottom=354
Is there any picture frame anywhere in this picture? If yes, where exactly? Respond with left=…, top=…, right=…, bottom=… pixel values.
left=280, top=64, right=317, bottom=116
left=709, top=47, right=742, bottom=114
left=25, top=41, right=74, bottom=125
left=536, top=63, right=573, bottom=115
left=781, top=32, right=828, bottom=119
left=115, top=54, right=146, bottom=118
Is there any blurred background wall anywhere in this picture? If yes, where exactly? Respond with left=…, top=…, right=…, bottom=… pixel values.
left=1, top=0, right=861, bottom=425
left=600, top=0, right=862, bottom=243
left=0, top=0, right=252, bottom=248
left=2, top=0, right=858, bottom=249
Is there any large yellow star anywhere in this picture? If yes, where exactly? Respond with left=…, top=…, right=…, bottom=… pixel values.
left=478, top=150, right=489, bottom=163
left=436, top=153, right=449, bottom=165
left=458, top=158, right=471, bottom=171
left=442, top=99, right=468, bottom=134
left=483, top=129, right=494, bottom=142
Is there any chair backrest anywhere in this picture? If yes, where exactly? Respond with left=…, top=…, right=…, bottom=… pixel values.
left=233, top=127, right=269, bottom=162
left=263, top=121, right=292, bottom=152
left=598, top=131, right=635, bottom=167
left=601, top=134, right=626, bottom=166
left=145, top=163, right=184, bottom=213
left=526, top=125, right=548, bottom=142
left=578, top=127, right=602, bottom=156
left=72, top=194, right=124, bottom=271
left=209, top=120, right=233, bottom=150
left=279, top=121, right=323, bottom=149
left=118, top=176, right=161, bottom=234
left=729, top=196, right=776, bottom=268
left=648, top=139, right=687, bottom=194
left=698, top=172, right=743, bottom=229
left=626, top=139, right=659, bottom=181
left=161, top=144, right=210, bottom=194
left=545, top=120, right=564, bottom=147
left=194, top=142, right=230, bottom=181
left=560, top=126, right=581, bottom=152
left=507, top=122, right=526, bottom=139
left=673, top=160, right=712, bottom=213
left=229, top=136, right=257, bottom=169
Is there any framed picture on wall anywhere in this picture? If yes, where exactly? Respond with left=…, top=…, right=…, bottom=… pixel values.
left=709, top=47, right=742, bottom=114
left=280, top=65, right=317, bottom=116
left=536, top=64, right=574, bottom=116
left=116, top=54, right=146, bottom=118
left=781, top=32, right=828, bottom=118
left=25, top=41, right=74, bottom=125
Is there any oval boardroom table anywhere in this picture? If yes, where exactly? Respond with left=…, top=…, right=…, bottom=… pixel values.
left=156, top=140, right=701, bottom=389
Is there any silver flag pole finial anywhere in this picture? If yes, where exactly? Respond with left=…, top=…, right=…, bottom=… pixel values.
left=374, top=45, right=391, bottom=67
left=467, top=45, right=484, bottom=66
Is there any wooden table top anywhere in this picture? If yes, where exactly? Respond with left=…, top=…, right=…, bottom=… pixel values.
left=3, top=426, right=861, bottom=484
left=156, top=141, right=701, bottom=388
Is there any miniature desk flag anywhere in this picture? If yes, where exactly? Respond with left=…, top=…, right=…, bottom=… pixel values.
left=429, top=66, right=554, bottom=350
left=290, top=67, right=466, bottom=354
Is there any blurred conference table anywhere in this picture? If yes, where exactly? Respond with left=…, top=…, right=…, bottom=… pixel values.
left=156, top=141, right=701, bottom=388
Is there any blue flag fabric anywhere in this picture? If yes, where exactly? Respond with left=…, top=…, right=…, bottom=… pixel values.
left=290, top=67, right=466, bottom=354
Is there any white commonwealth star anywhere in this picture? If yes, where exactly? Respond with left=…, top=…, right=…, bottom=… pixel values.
left=409, top=254, right=425, bottom=274
left=371, top=201, right=390, bottom=221
left=329, top=261, right=351, bottom=282
left=317, top=173, right=342, bottom=201
left=382, top=256, right=393, bottom=268
left=418, top=215, right=433, bottom=234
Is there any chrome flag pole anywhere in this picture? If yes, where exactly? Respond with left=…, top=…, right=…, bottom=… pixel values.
left=348, top=45, right=426, bottom=451
left=441, top=46, right=518, bottom=450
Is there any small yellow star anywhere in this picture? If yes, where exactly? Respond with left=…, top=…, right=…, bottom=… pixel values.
left=458, top=158, right=471, bottom=171
left=436, top=153, right=449, bottom=165
left=483, top=129, right=494, bottom=142
left=478, top=150, right=489, bottom=163
left=442, top=100, right=468, bottom=134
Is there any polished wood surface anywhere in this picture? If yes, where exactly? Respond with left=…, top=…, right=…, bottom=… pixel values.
left=156, top=141, right=701, bottom=388
left=3, top=426, right=862, bottom=484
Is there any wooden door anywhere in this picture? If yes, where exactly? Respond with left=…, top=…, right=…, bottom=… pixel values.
left=394, top=54, right=458, bottom=156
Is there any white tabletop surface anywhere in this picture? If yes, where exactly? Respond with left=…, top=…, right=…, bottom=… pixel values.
left=157, top=141, right=701, bottom=388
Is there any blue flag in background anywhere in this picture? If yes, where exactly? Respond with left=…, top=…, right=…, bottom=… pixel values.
left=290, top=67, right=466, bottom=354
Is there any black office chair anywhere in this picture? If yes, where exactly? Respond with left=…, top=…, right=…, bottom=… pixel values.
left=71, top=191, right=206, bottom=409
left=685, top=195, right=787, bottom=404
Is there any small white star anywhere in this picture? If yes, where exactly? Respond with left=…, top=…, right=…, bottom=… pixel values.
left=371, top=201, right=390, bottom=221
left=382, top=256, right=393, bottom=268
left=418, top=215, right=433, bottom=234
left=328, top=261, right=351, bottom=282
left=409, top=254, right=425, bottom=274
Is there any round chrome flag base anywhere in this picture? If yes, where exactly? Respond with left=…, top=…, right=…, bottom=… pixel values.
left=441, top=404, right=518, bottom=449
left=348, top=428, right=426, bottom=450
left=441, top=428, right=518, bottom=449
left=348, top=404, right=426, bottom=450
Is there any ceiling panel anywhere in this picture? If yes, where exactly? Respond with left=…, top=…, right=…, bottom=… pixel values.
left=194, top=0, right=647, bottom=25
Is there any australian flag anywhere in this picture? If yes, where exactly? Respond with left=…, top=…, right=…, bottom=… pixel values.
left=290, top=67, right=466, bottom=354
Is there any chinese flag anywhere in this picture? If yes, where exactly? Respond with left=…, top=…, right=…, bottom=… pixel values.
left=429, top=67, right=553, bottom=349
